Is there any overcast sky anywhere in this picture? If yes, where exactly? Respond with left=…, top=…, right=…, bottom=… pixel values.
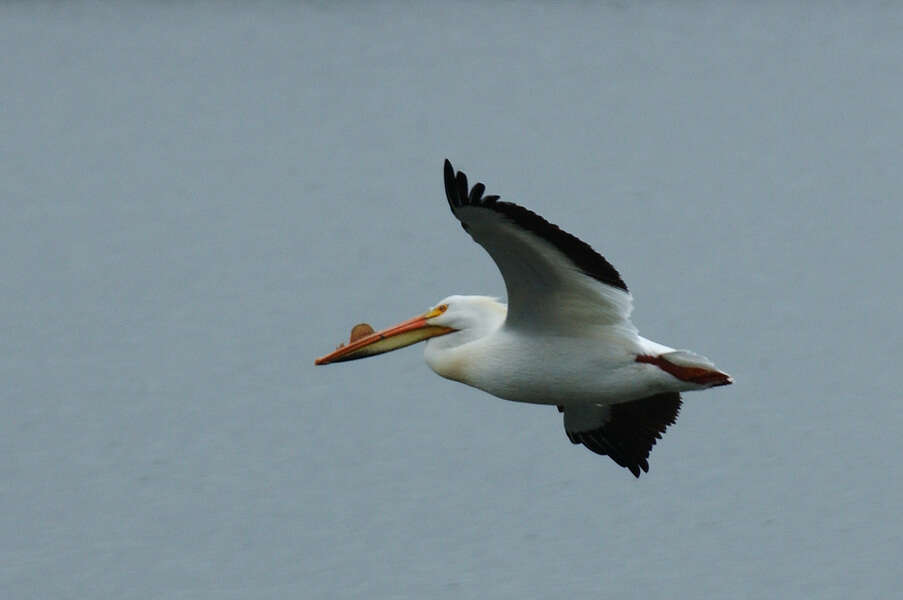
left=2, top=3, right=902, bottom=598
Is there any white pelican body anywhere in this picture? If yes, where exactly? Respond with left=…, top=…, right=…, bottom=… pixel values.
left=317, top=160, right=732, bottom=477
left=423, top=297, right=685, bottom=405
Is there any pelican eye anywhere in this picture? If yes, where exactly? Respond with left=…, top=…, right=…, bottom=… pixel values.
left=437, top=304, right=448, bottom=313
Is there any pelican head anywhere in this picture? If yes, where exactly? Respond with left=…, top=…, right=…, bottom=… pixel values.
left=314, top=295, right=504, bottom=365
left=422, top=295, right=506, bottom=336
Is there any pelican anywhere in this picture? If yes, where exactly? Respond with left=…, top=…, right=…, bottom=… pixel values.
left=316, top=160, right=732, bottom=477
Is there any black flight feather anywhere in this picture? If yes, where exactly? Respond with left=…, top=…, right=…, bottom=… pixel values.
left=566, top=393, right=682, bottom=478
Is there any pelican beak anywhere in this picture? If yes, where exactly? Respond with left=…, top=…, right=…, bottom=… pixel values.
left=315, top=307, right=454, bottom=365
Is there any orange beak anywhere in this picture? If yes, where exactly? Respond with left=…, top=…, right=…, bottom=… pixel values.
left=315, top=309, right=454, bottom=365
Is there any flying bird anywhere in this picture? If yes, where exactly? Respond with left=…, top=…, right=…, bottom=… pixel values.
left=316, top=160, right=732, bottom=477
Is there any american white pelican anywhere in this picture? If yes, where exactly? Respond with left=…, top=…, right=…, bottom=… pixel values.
left=316, top=160, right=732, bottom=477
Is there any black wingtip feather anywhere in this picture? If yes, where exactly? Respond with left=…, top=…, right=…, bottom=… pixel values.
left=443, top=159, right=457, bottom=210
left=442, top=159, right=629, bottom=293
left=469, top=182, right=485, bottom=203
left=455, top=171, right=469, bottom=206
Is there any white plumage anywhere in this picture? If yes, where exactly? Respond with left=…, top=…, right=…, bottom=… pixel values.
left=316, top=160, right=731, bottom=477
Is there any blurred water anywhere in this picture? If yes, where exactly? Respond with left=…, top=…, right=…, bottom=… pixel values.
left=2, top=3, right=902, bottom=598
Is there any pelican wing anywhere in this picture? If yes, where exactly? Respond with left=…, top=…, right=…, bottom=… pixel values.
left=561, top=393, right=682, bottom=477
left=443, top=160, right=635, bottom=333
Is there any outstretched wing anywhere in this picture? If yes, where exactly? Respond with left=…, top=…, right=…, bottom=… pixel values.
left=561, top=393, right=682, bottom=477
left=443, top=159, right=635, bottom=334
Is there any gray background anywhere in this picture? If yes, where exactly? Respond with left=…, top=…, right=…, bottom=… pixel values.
left=3, top=3, right=901, bottom=598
